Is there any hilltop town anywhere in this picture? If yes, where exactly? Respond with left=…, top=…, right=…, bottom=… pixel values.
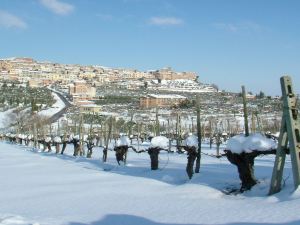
left=0, top=57, right=284, bottom=136
left=0, top=57, right=214, bottom=105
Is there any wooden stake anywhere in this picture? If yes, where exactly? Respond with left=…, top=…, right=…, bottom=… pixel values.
left=103, top=116, right=113, bottom=162
left=155, top=107, right=160, bottom=136
left=269, top=76, right=300, bottom=194
left=33, top=122, right=37, bottom=148
left=242, top=85, right=250, bottom=136
left=195, top=95, right=202, bottom=173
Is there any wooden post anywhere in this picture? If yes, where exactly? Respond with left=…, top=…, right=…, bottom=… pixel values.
left=137, top=123, right=140, bottom=151
left=191, top=117, right=195, bottom=133
left=195, top=95, right=202, bottom=173
left=269, top=76, right=300, bottom=194
left=255, top=111, right=262, bottom=132
left=103, top=116, right=113, bottom=162
left=33, top=122, right=37, bottom=148
left=251, top=113, right=256, bottom=133
left=242, top=85, right=250, bottom=136
left=155, top=107, right=160, bottom=136
left=176, top=113, right=180, bottom=151
left=78, top=114, right=83, bottom=156
left=167, top=119, right=170, bottom=139
left=129, top=112, right=134, bottom=144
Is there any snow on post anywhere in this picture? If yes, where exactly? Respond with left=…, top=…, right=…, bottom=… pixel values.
left=148, top=136, right=170, bottom=170
left=150, top=136, right=169, bottom=149
left=116, top=135, right=130, bottom=147
left=184, top=134, right=198, bottom=149
left=183, top=134, right=199, bottom=179
left=114, top=135, right=131, bottom=165
left=225, top=133, right=277, bottom=191
left=226, top=133, right=277, bottom=154
left=54, top=136, right=62, bottom=143
left=54, top=136, right=62, bottom=154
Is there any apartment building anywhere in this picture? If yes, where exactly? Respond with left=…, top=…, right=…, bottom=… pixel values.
left=140, top=94, right=186, bottom=108
left=69, top=80, right=96, bottom=104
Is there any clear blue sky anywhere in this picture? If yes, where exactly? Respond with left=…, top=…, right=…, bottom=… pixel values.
left=1, top=0, right=300, bottom=96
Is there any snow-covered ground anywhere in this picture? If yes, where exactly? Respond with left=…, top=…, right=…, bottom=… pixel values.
left=0, top=92, right=65, bottom=130
left=38, top=92, right=65, bottom=117
left=0, top=109, right=15, bottom=129
left=0, top=141, right=300, bottom=225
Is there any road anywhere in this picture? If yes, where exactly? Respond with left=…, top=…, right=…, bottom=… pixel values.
left=48, top=90, right=72, bottom=123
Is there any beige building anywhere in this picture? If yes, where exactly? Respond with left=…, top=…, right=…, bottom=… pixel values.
left=69, top=81, right=96, bottom=99
left=153, top=67, right=197, bottom=81
left=79, top=104, right=101, bottom=114
left=140, top=94, right=186, bottom=108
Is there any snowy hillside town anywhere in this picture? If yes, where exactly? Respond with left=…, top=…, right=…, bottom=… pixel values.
left=1, top=0, right=300, bottom=224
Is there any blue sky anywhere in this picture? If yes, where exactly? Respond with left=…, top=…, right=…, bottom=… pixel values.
left=0, top=0, right=300, bottom=95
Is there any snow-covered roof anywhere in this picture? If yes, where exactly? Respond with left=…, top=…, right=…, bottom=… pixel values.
left=80, top=104, right=100, bottom=108
left=147, top=94, right=186, bottom=99
left=226, top=133, right=277, bottom=154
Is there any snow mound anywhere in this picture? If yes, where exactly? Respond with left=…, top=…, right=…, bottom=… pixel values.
left=150, top=136, right=169, bottom=149
left=18, top=134, right=26, bottom=139
left=184, top=134, right=198, bottom=148
left=27, top=135, right=33, bottom=140
left=54, top=136, right=61, bottom=143
left=45, top=137, right=52, bottom=143
left=0, top=215, right=39, bottom=225
left=116, top=136, right=130, bottom=147
left=226, top=133, right=277, bottom=154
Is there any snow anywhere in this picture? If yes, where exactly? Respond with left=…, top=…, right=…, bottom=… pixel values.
left=116, top=136, right=130, bottom=147
left=45, top=137, right=52, bottom=143
left=147, top=94, right=186, bottom=99
left=0, top=215, right=39, bottom=225
left=1, top=141, right=300, bottom=225
left=38, top=92, right=65, bottom=118
left=73, top=135, right=80, bottom=140
left=184, top=134, right=198, bottom=148
left=150, top=136, right=169, bottom=149
left=227, top=133, right=277, bottom=154
left=0, top=108, right=31, bottom=129
left=0, top=109, right=13, bottom=128
left=54, top=136, right=61, bottom=143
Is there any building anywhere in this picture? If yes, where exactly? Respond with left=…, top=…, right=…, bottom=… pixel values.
left=69, top=80, right=96, bottom=104
left=79, top=104, right=101, bottom=114
left=140, top=94, right=187, bottom=108
left=153, top=67, right=197, bottom=81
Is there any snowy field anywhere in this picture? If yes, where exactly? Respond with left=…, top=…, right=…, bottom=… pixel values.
left=0, top=141, right=300, bottom=225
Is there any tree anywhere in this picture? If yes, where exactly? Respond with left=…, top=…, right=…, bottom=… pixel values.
left=211, top=84, right=219, bottom=91
left=256, top=91, right=265, bottom=99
